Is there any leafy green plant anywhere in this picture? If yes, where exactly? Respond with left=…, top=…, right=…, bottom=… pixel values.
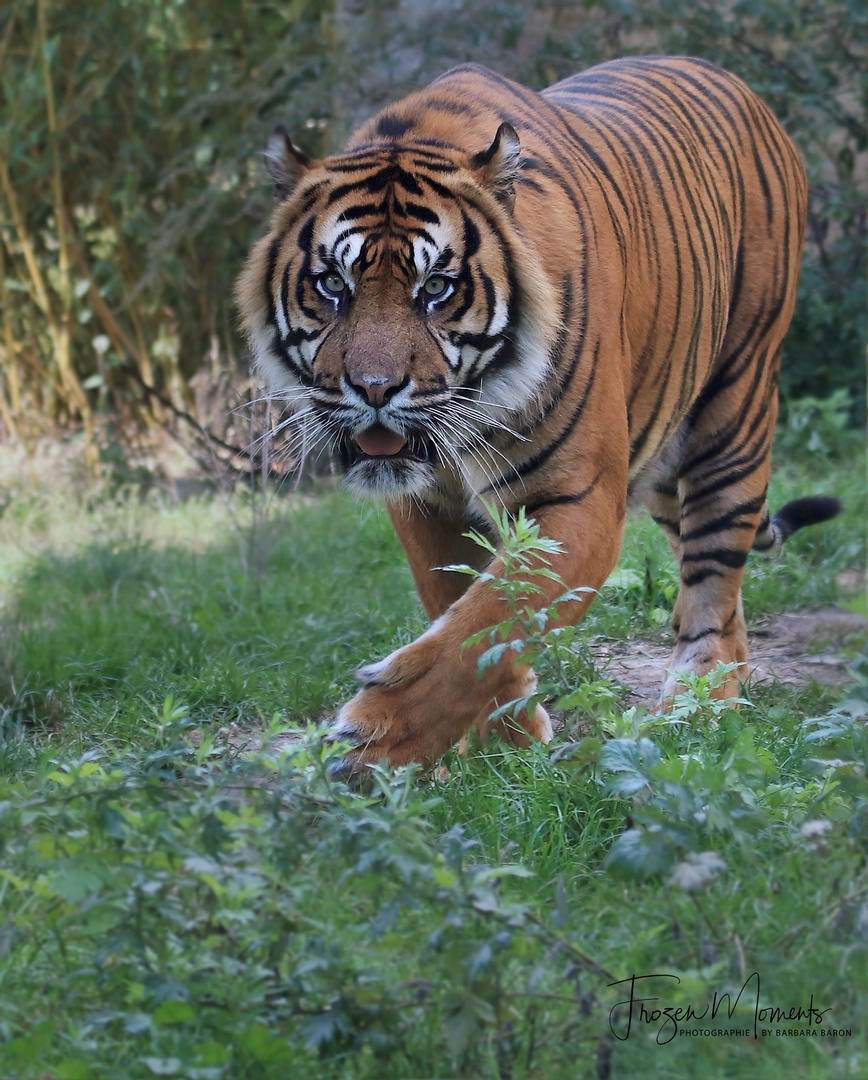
left=450, top=518, right=761, bottom=879
left=0, top=718, right=622, bottom=1079
left=446, top=505, right=620, bottom=731
left=802, top=654, right=868, bottom=842
left=453, top=507, right=865, bottom=892
left=775, top=389, right=860, bottom=460
left=601, top=693, right=774, bottom=880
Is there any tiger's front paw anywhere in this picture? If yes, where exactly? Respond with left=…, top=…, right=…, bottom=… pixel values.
left=327, top=635, right=473, bottom=776
left=326, top=633, right=552, bottom=778
left=328, top=685, right=450, bottom=776
left=471, top=701, right=553, bottom=750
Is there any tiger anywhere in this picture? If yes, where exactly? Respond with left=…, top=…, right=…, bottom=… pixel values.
left=236, top=55, right=840, bottom=776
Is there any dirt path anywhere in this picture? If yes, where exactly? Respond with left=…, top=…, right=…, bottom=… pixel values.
left=597, top=605, right=868, bottom=706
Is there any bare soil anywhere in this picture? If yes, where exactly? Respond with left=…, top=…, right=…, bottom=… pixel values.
left=597, top=605, right=868, bottom=707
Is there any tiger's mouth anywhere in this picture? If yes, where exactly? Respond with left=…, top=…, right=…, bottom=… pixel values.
left=353, top=423, right=407, bottom=458
left=342, top=423, right=436, bottom=466
left=338, top=424, right=439, bottom=495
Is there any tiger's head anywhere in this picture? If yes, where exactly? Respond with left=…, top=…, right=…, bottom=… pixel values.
left=236, top=119, right=558, bottom=498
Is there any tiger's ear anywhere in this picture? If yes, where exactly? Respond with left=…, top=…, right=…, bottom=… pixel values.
left=263, top=125, right=312, bottom=201
left=470, top=122, right=521, bottom=212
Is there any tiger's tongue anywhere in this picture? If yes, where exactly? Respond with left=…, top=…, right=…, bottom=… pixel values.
left=354, top=424, right=407, bottom=457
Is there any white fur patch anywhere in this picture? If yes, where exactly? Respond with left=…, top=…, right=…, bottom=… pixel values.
left=344, top=458, right=437, bottom=499
left=442, top=340, right=462, bottom=370
left=412, top=230, right=449, bottom=283
left=273, top=290, right=290, bottom=340
left=247, top=321, right=304, bottom=396
left=488, top=295, right=509, bottom=335
left=477, top=340, right=551, bottom=412
left=471, top=239, right=560, bottom=418
left=319, top=224, right=363, bottom=275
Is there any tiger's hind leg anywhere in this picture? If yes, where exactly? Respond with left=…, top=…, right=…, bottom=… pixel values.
left=644, top=478, right=746, bottom=702
left=659, top=382, right=778, bottom=704
left=645, top=479, right=683, bottom=564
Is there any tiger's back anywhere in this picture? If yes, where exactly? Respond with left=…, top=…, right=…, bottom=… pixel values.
left=237, top=56, right=836, bottom=772
left=544, top=57, right=807, bottom=493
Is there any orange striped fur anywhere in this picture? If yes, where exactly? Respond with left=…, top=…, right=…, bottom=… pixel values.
left=237, top=57, right=838, bottom=773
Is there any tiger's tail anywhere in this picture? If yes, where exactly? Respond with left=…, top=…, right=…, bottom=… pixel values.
left=752, top=496, right=842, bottom=552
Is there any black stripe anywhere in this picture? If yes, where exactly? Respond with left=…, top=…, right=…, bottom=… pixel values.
left=462, top=211, right=481, bottom=259
left=651, top=515, right=680, bottom=534
left=682, top=567, right=725, bottom=588
left=679, top=494, right=766, bottom=542
left=337, top=201, right=385, bottom=222
left=681, top=548, right=749, bottom=569
left=404, top=202, right=440, bottom=225
left=524, top=474, right=600, bottom=516
left=486, top=339, right=601, bottom=489
left=677, top=626, right=720, bottom=644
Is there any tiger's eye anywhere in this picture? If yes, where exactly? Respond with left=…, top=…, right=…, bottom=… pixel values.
left=321, top=272, right=346, bottom=295
left=423, top=275, right=449, bottom=297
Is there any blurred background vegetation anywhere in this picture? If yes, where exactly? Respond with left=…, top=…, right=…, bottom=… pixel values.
left=0, top=0, right=865, bottom=473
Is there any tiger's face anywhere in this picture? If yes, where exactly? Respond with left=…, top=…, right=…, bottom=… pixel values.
left=236, top=124, right=557, bottom=498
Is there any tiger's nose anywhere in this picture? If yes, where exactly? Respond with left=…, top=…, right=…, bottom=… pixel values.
left=346, top=373, right=409, bottom=408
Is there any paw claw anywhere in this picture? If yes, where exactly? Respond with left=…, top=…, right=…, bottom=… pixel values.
left=325, top=716, right=363, bottom=748
left=327, top=756, right=363, bottom=786
left=355, top=653, right=396, bottom=687
left=354, top=666, right=382, bottom=687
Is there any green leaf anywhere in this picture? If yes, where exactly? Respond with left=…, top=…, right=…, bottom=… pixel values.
left=601, top=738, right=661, bottom=796
left=550, top=736, right=603, bottom=769
left=123, top=1012, right=152, bottom=1035
left=442, top=992, right=495, bottom=1056
left=54, top=1063, right=94, bottom=1080
left=153, top=1000, right=196, bottom=1025
left=242, top=1022, right=293, bottom=1062
left=3, top=1020, right=55, bottom=1060
left=477, top=642, right=511, bottom=673
left=605, top=827, right=681, bottom=880
left=471, top=864, right=535, bottom=884
left=604, top=567, right=644, bottom=590
left=668, top=851, right=728, bottom=891
left=144, top=1059, right=182, bottom=1076
left=469, top=941, right=494, bottom=979
left=193, top=1041, right=232, bottom=1066
left=48, top=861, right=107, bottom=904
left=300, top=1012, right=350, bottom=1053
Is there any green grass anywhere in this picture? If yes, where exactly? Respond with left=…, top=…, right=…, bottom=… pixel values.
left=0, top=437, right=865, bottom=1080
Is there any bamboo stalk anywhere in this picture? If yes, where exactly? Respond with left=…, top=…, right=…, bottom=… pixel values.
left=0, top=159, right=54, bottom=320
left=36, top=0, right=95, bottom=460
left=0, top=167, right=62, bottom=423
left=0, top=345, right=19, bottom=440
left=98, top=196, right=163, bottom=424
left=0, top=243, right=21, bottom=440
